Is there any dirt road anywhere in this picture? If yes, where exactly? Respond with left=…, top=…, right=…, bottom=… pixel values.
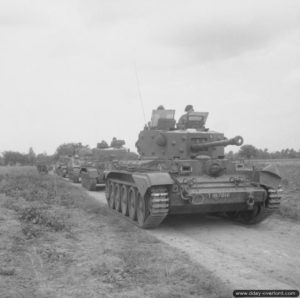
left=86, top=187, right=300, bottom=291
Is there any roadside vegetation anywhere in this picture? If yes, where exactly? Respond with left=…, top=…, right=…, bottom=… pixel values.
left=226, top=144, right=300, bottom=159
left=277, top=160, right=300, bottom=220
left=0, top=167, right=231, bottom=298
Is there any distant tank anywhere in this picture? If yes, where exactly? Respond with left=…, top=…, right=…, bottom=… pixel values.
left=55, top=156, right=70, bottom=177
left=104, top=108, right=282, bottom=229
left=65, top=147, right=93, bottom=183
left=66, top=155, right=83, bottom=183
left=36, top=155, right=49, bottom=174
left=36, top=162, right=48, bottom=174
left=80, top=139, right=138, bottom=191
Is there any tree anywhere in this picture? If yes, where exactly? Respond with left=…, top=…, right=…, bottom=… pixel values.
left=238, top=144, right=258, bottom=159
left=36, top=153, right=53, bottom=167
left=3, top=151, right=27, bottom=165
left=27, top=147, right=36, bottom=165
left=55, top=143, right=82, bottom=158
left=226, top=150, right=237, bottom=159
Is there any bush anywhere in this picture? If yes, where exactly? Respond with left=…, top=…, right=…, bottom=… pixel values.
left=19, top=207, right=68, bottom=231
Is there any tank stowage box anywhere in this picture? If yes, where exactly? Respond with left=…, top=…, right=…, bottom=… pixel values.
left=104, top=108, right=282, bottom=228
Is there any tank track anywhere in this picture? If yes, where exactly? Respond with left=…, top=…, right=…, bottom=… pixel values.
left=235, top=187, right=282, bottom=224
left=141, top=187, right=169, bottom=229
left=81, top=173, right=97, bottom=191
left=107, top=179, right=169, bottom=229
left=239, top=205, right=273, bottom=224
left=266, top=188, right=282, bottom=210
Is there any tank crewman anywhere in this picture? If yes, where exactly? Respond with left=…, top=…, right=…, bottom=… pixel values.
left=177, top=105, right=194, bottom=128
left=146, top=105, right=165, bottom=129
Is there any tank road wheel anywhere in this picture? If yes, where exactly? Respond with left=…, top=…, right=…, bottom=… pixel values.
left=128, top=187, right=137, bottom=221
left=108, top=182, right=116, bottom=209
left=239, top=204, right=270, bottom=224
left=105, top=180, right=112, bottom=202
left=120, top=185, right=129, bottom=216
left=137, top=192, right=149, bottom=227
left=114, top=183, right=121, bottom=212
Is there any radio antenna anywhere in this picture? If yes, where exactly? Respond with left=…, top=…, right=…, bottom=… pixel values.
left=134, top=62, right=146, bottom=123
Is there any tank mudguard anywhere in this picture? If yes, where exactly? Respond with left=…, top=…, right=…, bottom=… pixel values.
left=132, top=172, right=174, bottom=197
left=259, top=164, right=281, bottom=188
left=85, top=168, right=98, bottom=179
left=103, top=170, right=111, bottom=179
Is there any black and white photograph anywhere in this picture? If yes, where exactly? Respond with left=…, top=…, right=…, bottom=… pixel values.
left=0, top=1, right=299, bottom=297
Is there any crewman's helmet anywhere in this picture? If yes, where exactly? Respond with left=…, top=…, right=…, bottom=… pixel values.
left=185, top=105, right=194, bottom=112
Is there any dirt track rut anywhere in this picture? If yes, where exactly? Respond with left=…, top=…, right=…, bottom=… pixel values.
left=83, top=187, right=300, bottom=291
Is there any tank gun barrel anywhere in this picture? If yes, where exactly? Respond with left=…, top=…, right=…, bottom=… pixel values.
left=191, top=136, right=243, bottom=152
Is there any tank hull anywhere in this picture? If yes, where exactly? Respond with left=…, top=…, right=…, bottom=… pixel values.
left=104, top=159, right=281, bottom=228
left=107, top=172, right=266, bottom=211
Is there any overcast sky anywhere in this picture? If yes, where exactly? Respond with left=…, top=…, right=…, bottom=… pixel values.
left=0, top=0, right=299, bottom=154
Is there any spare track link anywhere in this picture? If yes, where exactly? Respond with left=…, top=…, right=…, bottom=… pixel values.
left=108, top=179, right=169, bottom=229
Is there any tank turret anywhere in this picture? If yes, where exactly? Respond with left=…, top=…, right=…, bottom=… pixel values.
left=136, top=109, right=243, bottom=160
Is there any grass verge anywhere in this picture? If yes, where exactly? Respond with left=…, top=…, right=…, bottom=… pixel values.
left=0, top=167, right=231, bottom=298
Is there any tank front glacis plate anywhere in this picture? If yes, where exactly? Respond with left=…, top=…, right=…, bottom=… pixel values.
left=168, top=174, right=266, bottom=214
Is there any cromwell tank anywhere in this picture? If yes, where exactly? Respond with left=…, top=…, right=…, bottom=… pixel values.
left=80, top=139, right=138, bottom=191
left=104, top=108, right=282, bottom=229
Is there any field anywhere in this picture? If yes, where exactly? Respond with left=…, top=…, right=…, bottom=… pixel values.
left=0, top=166, right=231, bottom=298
